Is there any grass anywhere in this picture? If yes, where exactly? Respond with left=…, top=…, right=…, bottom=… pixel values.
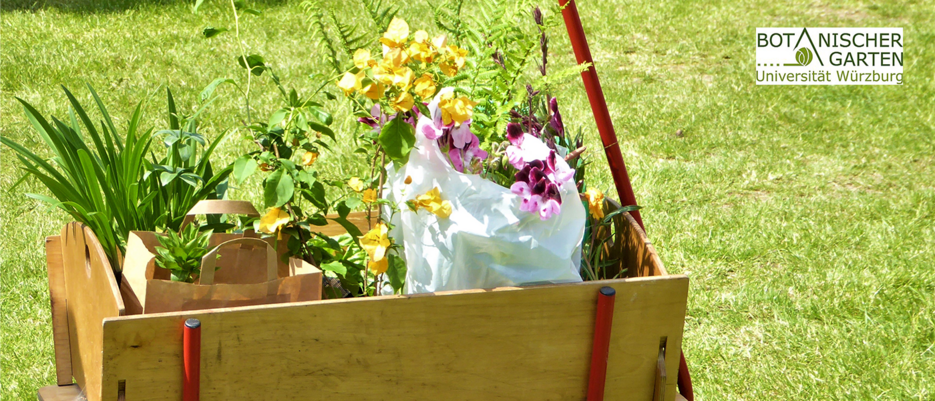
left=1, top=0, right=933, bottom=399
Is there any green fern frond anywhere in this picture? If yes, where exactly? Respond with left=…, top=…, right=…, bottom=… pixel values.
left=329, top=11, right=370, bottom=55
left=360, top=0, right=399, bottom=33
left=303, top=1, right=342, bottom=74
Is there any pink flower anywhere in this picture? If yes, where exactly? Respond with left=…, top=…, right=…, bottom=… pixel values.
left=538, top=198, right=561, bottom=220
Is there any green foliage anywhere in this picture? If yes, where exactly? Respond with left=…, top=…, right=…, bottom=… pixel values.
left=378, top=116, right=415, bottom=162
left=0, top=85, right=230, bottom=270
left=1, top=85, right=155, bottom=267
left=154, top=224, right=215, bottom=283
left=361, top=0, right=399, bottom=34
left=149, top=88, right=232, bottom=232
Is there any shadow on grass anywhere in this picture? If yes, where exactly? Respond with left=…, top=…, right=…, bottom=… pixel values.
left=1, top=0, right=288, bottom=13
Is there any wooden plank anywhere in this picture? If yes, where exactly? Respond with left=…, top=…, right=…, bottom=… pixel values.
left=100, top=275, right=688, bottom=401
left=317, top=211, right=378, bottom=237
left=61, top=223, right=125, bottom=401
left=619, top=210, right=667, bottom=278
left=37, top=384, right=84, bottom=401
left=46, top=236, right=73, bottom=385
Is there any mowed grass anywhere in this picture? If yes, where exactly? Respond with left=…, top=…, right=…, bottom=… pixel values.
left=2, top=0, right=933, bottom=400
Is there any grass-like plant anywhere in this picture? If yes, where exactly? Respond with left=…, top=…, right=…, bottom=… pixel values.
left=1, top=84, right=231, bottom=270
left=1, top=85, right=156, bottom=267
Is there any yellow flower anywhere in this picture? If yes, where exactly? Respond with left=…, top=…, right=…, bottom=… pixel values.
left=413, top=30, right=429, bottom=44
left=414, top=187, right=452, bottom=218
left=391, top=91, right=414, bottom=112
left=353, top=48, right=373, bottom=69
left=431, top=34, right=447, bottom=50
left=374, top=60, right=414, bottom=90
left=362, top=81, right=385, bottom=100
left=362, top=188, right=377, bottom=203
left=408, top=42, right=436, bottom=64
left=584, top=188, right=605, bottom=219
left=301, top=151, right=318, bottom=166
left=379, top=17, right=409, bottom=49
left=337, top=71, right=363, bottom=95
left=383, top=47, right=410, bottom=69
left=438, top=93, right=477, bottom=126
left=368, top=257, right=389, bottom=274
left=347, top=177, right=365, bottom=192
left=438, top=61, right=458, bottom=77
left=412, top=74, right=436, bottom=99
left=447, top=45, right=468, bottom=69
left=259, top=207, right=290, bottom=234
left=360, top=223, right=390, bottom=262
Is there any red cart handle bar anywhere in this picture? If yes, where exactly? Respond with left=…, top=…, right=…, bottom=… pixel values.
left=557, top=1, right=694, bottom=399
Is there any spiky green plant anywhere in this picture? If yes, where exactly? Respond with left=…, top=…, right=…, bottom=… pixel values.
left=154, top=224, right=215, bottom=283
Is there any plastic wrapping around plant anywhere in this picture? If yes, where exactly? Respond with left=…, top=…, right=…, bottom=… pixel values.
left=384, top=128, right=586, bottom=294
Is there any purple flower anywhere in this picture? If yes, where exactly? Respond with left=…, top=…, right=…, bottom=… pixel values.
left=416, top=88, right=488, bottom=173
left=549, top=97, right=564, bottom=137
left=505, top=127, right=576, bottom=221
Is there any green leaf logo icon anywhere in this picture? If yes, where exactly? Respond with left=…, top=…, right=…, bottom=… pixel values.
left=795, top=47, right=814, bottom=66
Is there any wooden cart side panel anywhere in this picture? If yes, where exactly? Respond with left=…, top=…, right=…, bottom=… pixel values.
left=620, top=211, right=667, bottom=278
left=100, top=276, right=688, bottom=401
left=61, top=223, right=125, bottom=401
left=45, top=235, right=73, bottom=385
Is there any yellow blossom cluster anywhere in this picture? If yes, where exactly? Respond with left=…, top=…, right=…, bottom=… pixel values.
left=336, top=17, right=469, bottom=112
left=412, top=187, right=452, bottom=218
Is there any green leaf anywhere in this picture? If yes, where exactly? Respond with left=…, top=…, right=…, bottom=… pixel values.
left=232, top=156, right=257, bottom=184
left=320, top=261, right=347, bottom=276
left=307, top=121, right=335, bottom=141
left=303, top=181, right=328, bottom=212
left=201, top=78, right=235, bottom=102
left=345, top=196, right=362, bottom=210
left=310, top=107, right=333, bottom=126
left=336, top=200, right=351, bottom=219
left=203, top=26, right=229, bottom=38
left=236, top=54, right=267, bottom=76
left=308, top=214, right=328, bottom=226
left=264, top=169, right=294, bottom=208
left=601, top=205, right=642, bottom=225
left=415, top=102, right=431, bottom=119
left=386, top=254, right=407, bottom=292
left=378, top=116, right=415, bottom=162
left=268, top=109, right=288, bottom=128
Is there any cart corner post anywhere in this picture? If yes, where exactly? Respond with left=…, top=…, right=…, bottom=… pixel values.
left=558, top=1, right=694, bottom=399
left=183, top=318, right=202, bottom=401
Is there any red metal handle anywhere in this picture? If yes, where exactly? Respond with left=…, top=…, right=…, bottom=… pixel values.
left=558, top=1, right=694, bottom=399
left=587, top=286, right=616, bottom=401
left=183, top=318, right=202, bottom=401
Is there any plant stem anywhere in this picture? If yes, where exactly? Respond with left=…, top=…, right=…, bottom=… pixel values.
left=230, top=0, right=252, bottom=122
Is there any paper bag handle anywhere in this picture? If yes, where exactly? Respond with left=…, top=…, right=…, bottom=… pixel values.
left=198, top=238, right=277, bottom=285
left=181, top=200, right=260, bottom=229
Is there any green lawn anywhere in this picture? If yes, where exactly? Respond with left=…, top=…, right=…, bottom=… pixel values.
left=2, top=0, right=933, bottom=399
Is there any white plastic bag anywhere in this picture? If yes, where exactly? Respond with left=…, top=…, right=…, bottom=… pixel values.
left=385, top=129, right=585, bottom=294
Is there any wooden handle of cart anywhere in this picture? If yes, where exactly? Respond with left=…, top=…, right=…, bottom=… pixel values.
left=197, top=238, right=276, bottom=285
left=181, top=200, right=260, bottom=228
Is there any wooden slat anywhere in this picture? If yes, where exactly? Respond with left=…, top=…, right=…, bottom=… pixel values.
left=61, top=223, right=125, bottom=401
left=99, top=275, right=688, bottom=401
left=46, top=236, right=73, bottom=385
left=618, top=210, right=667, bottom=278
left=37, top=384, right=84, bottom=401
left=316, top=211, right=379, bottom=237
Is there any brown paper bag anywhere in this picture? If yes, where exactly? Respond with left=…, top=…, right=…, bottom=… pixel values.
left=120, top=201, right=321, bottom=314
